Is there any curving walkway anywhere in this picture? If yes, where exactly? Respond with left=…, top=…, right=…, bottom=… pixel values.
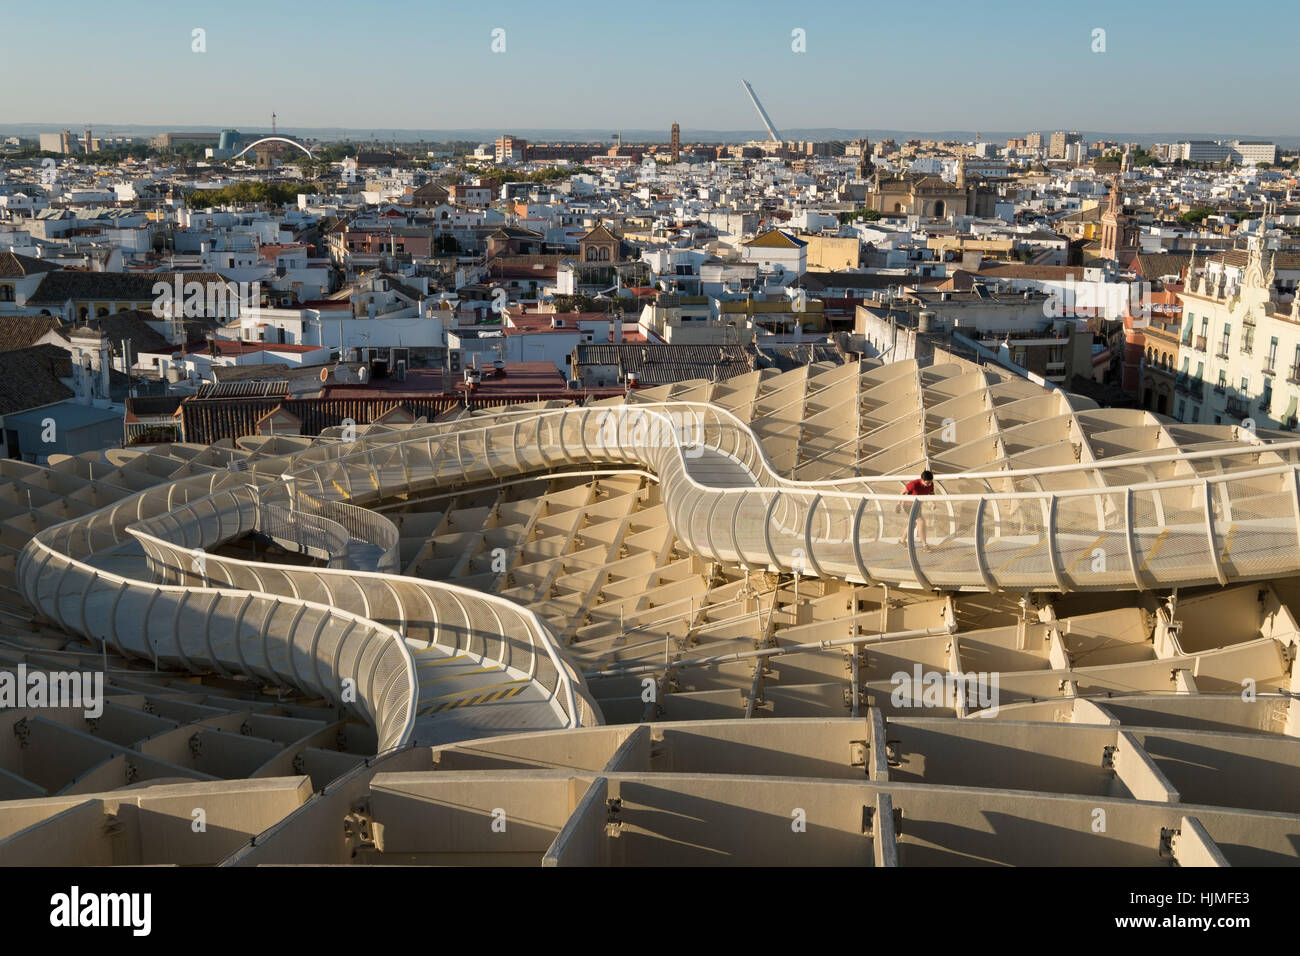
left=17, top=399, right=1300, bottom=754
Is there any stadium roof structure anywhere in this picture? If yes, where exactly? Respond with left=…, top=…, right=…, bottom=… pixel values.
left=1, top=354, right=1299, bottom=866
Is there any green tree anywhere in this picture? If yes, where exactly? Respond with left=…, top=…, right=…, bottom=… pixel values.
left=1178, top=206, right=1215, bottom=225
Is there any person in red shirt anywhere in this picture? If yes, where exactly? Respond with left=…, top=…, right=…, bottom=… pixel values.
left=897, top=470, right=935, bottom=550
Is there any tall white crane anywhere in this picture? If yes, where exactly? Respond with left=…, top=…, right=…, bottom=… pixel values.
left=741, top=79, right=781, bottom=143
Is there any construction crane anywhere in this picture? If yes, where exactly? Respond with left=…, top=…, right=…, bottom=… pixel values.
left=741, top=79, right=781, bottom=144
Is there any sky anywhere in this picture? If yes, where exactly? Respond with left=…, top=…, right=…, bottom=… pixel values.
left=3, top=0, right=1296, bottom=137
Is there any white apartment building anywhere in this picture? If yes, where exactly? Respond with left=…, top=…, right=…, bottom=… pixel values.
left=1176, top=242, right=1300, bottom=428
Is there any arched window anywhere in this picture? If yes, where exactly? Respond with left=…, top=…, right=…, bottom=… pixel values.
left=97, top=307, right=109, bottom=317
left=893, top=203, right=903, bottom=213
left=586, top=247, right=598, bottom=261
left=933, top=200, right=945, bottom=218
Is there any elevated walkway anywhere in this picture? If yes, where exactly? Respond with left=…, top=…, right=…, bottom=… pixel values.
left=19, top=400, right=1300, bottom=755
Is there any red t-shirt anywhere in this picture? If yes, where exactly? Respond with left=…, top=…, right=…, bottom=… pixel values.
left=904, top=479, right=934, bottom=496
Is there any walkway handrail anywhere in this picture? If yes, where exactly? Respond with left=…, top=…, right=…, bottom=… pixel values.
left=17, top=382, right=1300, bottom=761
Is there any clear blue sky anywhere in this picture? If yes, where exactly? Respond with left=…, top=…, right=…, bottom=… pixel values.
left=5, top=0, right=1294, bottom=136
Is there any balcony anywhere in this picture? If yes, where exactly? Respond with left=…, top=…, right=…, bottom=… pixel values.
left=1226, top=397, right=1250, bottom=420
left=1289, top=365, right=1300, bottom=385
left=1213, top=384, right=1226, bottom=395
left=1243, top=313, right=1256, bottom=327
left=1194, top=335, right=1208, bottom=352
left=1175, top=376, right=1204, bottom=401
left=1215, top=350, right=1230, bottom=360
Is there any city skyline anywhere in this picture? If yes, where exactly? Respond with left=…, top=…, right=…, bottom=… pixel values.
left=4, top=0, right=1298, bottom=134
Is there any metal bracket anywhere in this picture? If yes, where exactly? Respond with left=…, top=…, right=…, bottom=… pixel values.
left=343, top=800, right=375, bottom=849
left=885, top=739, right=903, bottom=768
left=605, top=797, right=624, bottom=837
left=1158, top=826, right=1179, bottom=860
left=850, top=739, right=869, bottom=769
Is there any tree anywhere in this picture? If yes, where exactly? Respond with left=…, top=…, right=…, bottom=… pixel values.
left=185, top=181, right=318, bottom=209
left=838, top=207, right=882, bottom=224
left=1178, top=206, right=1215, bottom=225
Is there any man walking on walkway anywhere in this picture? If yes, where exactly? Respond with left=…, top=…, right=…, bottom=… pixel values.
left=897, top=470, right=935, bottom=551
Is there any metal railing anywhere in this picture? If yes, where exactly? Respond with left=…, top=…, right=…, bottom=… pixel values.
left=292, top=401, right=1300, bottom=595
left=20, top=391, right=1300, bottom=755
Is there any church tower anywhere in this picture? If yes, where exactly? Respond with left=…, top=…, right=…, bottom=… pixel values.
left=1100, top=177, right=1139, bottom=265
left=856, top=138, right=873, bottom=180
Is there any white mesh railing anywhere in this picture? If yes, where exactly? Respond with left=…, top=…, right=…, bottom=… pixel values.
left=17, top=525, right=418, bottom=752
left=18, top=396, right=1300, bottom=759
left=293, top=401, right=1300, bottom=594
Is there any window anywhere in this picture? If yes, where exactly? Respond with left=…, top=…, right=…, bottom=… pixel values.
left=0, top=285, right=13, bottom=302
left=1191, top=406, right=1200, bottom=423
left=1200, top=316, right=1208, bottom=337
left=1177, top=400, right=1185, bottom=419
left=1241, top=377, right=1249, bottom=395
left=1262, top=378, right=1273, bottom=410
left=1268, top=337, right=1279, bottom=371
left=1220, top=323, right=1230, bottom=356
left=1243, top=326, right=1255, bottom=353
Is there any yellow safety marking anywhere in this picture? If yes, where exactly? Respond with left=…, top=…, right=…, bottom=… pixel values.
left=1137, top=528, right=1170, bottom=572
left=1065, top=534, right=1108, bottom=575
left=423, top=678, right=526, bottom=702
left=994, top=538, right=1046, bottom=573
left=412, top=647, right=465, bottom=658
left=1219, top=523, right=1237, bottom=563
left=332, top=480, right=348, bottom=497
left=415, top=655, right=472, bottom=669
left=419, top=682, right=527, bottom=714
left=419, top=666, right=499, bottom=686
